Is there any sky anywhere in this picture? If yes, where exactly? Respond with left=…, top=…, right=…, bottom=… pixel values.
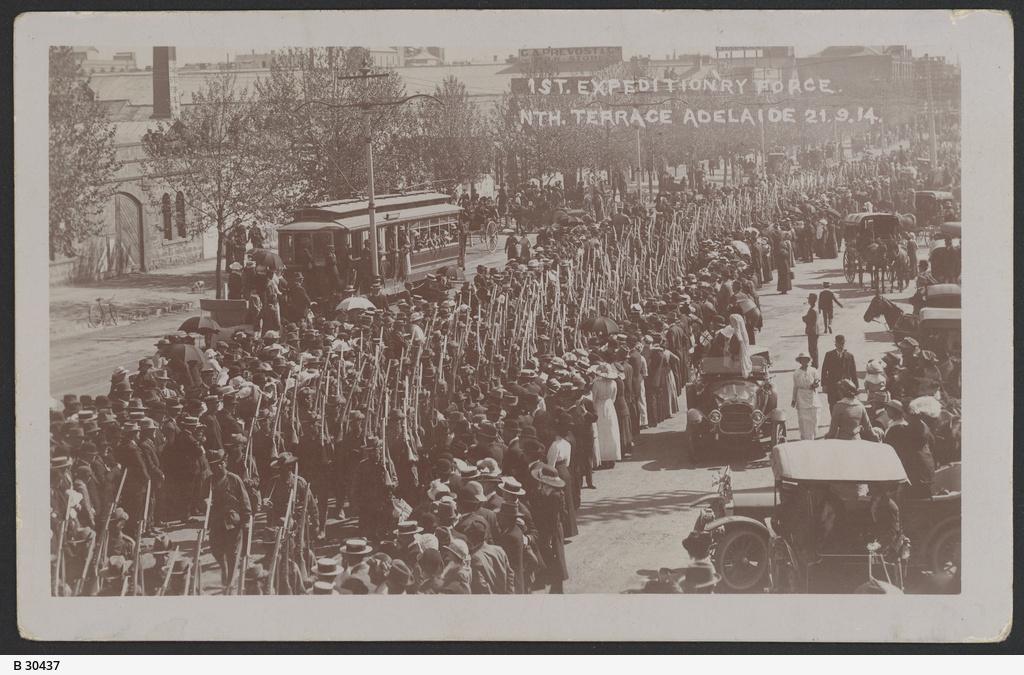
left=97, top=42, right=959, bottom=69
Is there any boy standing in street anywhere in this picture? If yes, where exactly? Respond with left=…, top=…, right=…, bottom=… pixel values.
left=818, top=282, right=843, bottom=334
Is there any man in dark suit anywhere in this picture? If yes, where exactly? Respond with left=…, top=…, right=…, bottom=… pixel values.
left=820, top=334, right=859, bottom=409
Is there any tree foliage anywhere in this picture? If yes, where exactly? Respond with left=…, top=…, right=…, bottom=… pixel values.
left=141, top=72, right=298, bottom=296
left=417, top=75, right=492, bottom=193
left=48, top=46, right=122, bottom=259
left=255, top=47, right=421, bottom=203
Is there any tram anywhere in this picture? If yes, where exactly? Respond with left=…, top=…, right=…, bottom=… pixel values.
left=275, top=191, right=463, bottom=280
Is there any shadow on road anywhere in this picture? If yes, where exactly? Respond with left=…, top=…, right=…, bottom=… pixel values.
left=575, top=487, right=708, bottom=525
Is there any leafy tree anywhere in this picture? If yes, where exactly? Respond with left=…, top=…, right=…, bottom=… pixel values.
left=48, top=46, right=122, bottom=260
left=141, top=72, right=297, bottom=298
left=256, top=47, right=420, bottom=203
left=418, top=75, right=491, bottom=194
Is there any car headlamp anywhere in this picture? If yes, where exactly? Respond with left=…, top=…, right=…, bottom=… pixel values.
left=708, top=409, right=722, bottom=424
left=751, top=410, right=765, bottom=425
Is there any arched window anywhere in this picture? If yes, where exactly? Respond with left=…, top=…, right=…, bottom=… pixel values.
left=161, top=193, right=172, bottom=240
left=175, top=192, right=187, bottom=238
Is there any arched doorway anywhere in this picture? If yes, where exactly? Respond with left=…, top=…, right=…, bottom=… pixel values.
left=113, top=192, right=145, bottom=275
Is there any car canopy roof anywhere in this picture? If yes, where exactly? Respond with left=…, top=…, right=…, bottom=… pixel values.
left=771, top=440, right=908, bottom=483
left=919, top=307, right=961, bottom=327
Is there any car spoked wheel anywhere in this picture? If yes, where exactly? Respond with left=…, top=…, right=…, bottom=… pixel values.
left=714, top=528, right=770, bottom=592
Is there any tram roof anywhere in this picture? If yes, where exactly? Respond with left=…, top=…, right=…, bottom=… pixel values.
left=295, top=191, right=455, bottom=220
left=278, top=201, right=463, bottom=234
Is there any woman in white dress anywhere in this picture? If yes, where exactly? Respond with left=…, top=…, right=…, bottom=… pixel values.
left=728, top=313, right=753, bottom=378
left=590, top=362, right=622, bottom=465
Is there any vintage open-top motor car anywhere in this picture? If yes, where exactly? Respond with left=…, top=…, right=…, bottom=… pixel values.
left=687, top=440, right=961, bottom=593
left=686, top=350, right=786, bottom=458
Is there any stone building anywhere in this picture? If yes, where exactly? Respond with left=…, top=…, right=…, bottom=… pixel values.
left=50, top=47, right=205, bottom=285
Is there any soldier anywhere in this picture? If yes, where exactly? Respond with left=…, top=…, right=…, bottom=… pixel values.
left=206, top=449, right=252, bottom=588
left=112, top=421, right=151, bottom=533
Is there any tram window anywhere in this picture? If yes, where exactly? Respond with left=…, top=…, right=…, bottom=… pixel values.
left=278, top=233, right=293, bottom=263
left=293, top=233, right=312, bottom=260
left=313, top=232, right=333, bottom=260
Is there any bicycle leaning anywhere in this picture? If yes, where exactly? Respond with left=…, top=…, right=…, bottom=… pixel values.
left=87, top=297, right=119, bottom=328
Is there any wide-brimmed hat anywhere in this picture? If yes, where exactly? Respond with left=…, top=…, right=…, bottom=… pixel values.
left=458, top=481, right=489, bottom=504
left=497, top=476, right=526, bottom=497
left=394, top=520, right=423, bottom=537
left=838, top=378, right=859, bottom=396
left=269, top=452, right=298, bottom=470
left=475, top=457, right=501, bottom=478
left=476, top=421, right=498, bottom=440
left=882, top=400, right=905, bottom=417
left=340, top=538, right=373, bottom=557
left=50, top=456, right=72, bottom=471
left=315, top=557, right=340, bottom=577
left=795, top=352, right=811, bottom=362
left=530, top=462, right=565, bottom=489
left=589, top=362, right=621, bottom=380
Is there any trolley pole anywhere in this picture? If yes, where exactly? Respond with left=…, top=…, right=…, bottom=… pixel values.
left=364, top=108, right=379, bottom=280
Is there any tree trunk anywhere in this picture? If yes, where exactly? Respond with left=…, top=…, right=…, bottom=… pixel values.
left=215, top=212, right=225, bottom=300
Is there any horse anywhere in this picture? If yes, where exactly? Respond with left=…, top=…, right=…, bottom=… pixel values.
left=890, top=245, right=912, bottom=292
left=863, top=293, right=918, bottom=343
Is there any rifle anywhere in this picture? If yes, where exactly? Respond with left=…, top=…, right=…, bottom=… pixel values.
left=82, top=467, right=128, bottom=595
left=132, top=479, right=152, bottom=595
left=235, top=515, right=254, bottom=595
left=52, top=494, right=73, bottom=596
left=157, top=547, right=179, bottom=597
left=190, top=486, right=213, bottom=596
left=265, top=464, right=298, bottom=595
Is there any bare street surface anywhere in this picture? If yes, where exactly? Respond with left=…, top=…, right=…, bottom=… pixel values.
left=566, top=252, right=905, bottom=593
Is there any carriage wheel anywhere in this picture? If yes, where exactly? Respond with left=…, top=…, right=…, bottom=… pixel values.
left=843, top=249, right=857, bottom=284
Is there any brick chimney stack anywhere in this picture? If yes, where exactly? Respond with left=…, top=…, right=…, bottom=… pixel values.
left=152, top=46, right=180, bottom=119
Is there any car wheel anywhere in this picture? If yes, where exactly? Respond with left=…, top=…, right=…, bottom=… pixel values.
left=930, top=522, right=961, bottom=574
left=714, top=528, right=770, bottom=593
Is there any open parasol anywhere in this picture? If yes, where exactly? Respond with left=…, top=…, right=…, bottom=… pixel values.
left=178, top=315, right=221, bottom=334
left=335, top=296, right=377, bottom=312
left=581, top=316, right=620, bottom=335
left=165, top=342, right=208, bottom=366
left=249, top=248, right=286, bottom=271
left=729, top=240, right=751, bottom=257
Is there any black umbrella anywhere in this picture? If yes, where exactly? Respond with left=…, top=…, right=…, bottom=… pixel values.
left=581, top=316, right=620, bottom=335
left=249, top=248, right=286, bottom=271
left=178, top=315, right=221, bottom=334
left=165, top=343, right=208, bottom=365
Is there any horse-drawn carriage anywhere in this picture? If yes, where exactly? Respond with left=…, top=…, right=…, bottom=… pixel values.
left=915, top=190, right=959, bottom=232
left=841, top=212, right=907, bottom=291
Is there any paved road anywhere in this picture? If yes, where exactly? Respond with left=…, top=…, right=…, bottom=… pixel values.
left=53, top=241, right=912, bottom=594
left=565, top=251, right=909, bottom=593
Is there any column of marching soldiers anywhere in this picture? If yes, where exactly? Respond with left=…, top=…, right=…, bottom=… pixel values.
left=51, top=158, right=918, bottom=596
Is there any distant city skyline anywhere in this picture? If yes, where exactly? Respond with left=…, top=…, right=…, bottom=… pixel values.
left=84, top=43, right=959, bottom=70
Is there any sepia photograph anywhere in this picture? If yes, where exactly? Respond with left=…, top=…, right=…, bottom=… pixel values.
left=13, top=9, right=1013, bottom=642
